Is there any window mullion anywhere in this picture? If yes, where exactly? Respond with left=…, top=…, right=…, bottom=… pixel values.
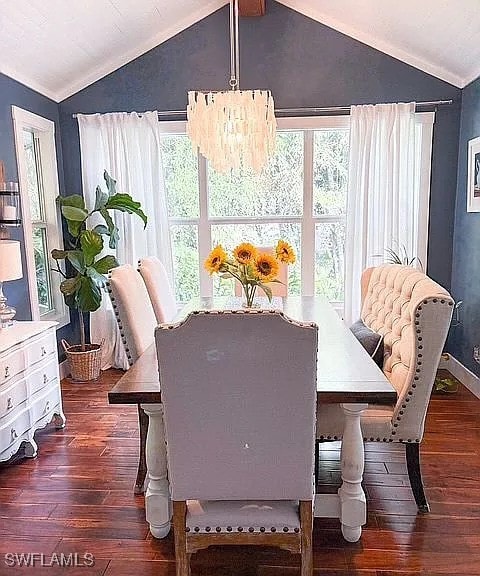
left=302, top=131, right=315, bottom=296
left=198, top=154, right=212, bottom=297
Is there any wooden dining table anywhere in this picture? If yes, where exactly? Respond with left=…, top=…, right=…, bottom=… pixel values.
left=108, top=296, right=396, bottom=543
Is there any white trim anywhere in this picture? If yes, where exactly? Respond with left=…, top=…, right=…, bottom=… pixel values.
left=440, top=354, right=480, bottom=400
left=276, top=0, right=464, bottom=88
left=11, top=106, right=70, bottom=329
left=0, top=65, right=59, bottom=101
left=301, top=130, right=315, bottom=296
left=59, top=359, right=70, bottom=380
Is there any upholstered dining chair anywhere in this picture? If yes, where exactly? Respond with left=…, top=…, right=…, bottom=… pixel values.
left=316, top=264, right=454, bottom=512
left=138, top=257, right=177, bottom=324
left=234, top=246, right=288, bottom=297
left=155, top=310, right=318, bottom=576
left=107, top=264, right=157, bottom=494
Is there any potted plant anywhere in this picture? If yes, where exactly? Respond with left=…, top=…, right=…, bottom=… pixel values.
left=51, top=170, right=147, bottom=381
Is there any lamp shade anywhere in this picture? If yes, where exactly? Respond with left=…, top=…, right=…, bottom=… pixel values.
left=0, top=240, right=23, bottom=282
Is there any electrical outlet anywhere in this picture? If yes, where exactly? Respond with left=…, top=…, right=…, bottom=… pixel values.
left=474, top=345, right=480, bottom=363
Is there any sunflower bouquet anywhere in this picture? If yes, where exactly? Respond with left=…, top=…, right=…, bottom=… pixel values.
left=204, top=240, right=296, bottom=307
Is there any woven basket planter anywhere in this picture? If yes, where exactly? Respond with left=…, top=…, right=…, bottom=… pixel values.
left=62, top=339, right=103, bottom=382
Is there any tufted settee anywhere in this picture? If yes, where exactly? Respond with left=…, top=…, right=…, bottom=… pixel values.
left=316, top=264, right=454, bottom=512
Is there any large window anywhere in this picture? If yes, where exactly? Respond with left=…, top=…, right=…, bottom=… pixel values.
left=160, top=117, right=350, bottom=305
left=12, top=106, right=68, bottom=326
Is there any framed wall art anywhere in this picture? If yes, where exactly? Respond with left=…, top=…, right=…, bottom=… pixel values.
left=467, top=136, right=480, bottom=212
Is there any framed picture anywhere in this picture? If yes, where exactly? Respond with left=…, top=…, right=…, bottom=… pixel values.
left=467, top=136, right=480, bottom=212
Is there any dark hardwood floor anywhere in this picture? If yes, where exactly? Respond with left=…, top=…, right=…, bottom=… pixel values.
left=0, top=369, right=479, bottom=575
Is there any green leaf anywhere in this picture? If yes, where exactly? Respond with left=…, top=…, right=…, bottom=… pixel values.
left=51, top=249, right=68, bottom=260
left=104, top=170, right=117, bottom=197
left=61, top=205, right=88, bottom=222
left=94, top=185, right=108, bottom=211
left=80, top=230, right=104, bottom=266
left=57, top=194, right=85, bottom=210
left=67, top=251, right=85, bottom=274
left=77, top=276, right=102, bottom=312
left=60, top=276, right=80, bottom=296
left=258, top=283, right=273, bottom=302
left=105, top=193, right=148, bottom=228
left=66, top=219, right=84, bottom=238
left=86, top=266, right=107, bottom=288
left=93, top=255, right=118, bottom=274
left=93, top=224, right=109, bottom=236
left=99, top=208, right=120, bottom=249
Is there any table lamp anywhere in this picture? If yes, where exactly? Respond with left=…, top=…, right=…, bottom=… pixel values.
left=0, top=240, right=23, bottom=328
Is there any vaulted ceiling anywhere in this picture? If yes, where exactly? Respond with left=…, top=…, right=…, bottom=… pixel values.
left=0, top=0, right=478, bottom=102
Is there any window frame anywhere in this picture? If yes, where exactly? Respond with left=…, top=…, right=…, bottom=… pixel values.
left=159, top=112, right=434, bottom=305
left=12, top=106, right=69, bottom=328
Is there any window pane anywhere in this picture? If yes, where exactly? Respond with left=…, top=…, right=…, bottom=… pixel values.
left=313, top=130, right=349, bottom=216
left=315, top=222, right=345, bottom=301
left=170, top=225, right=200, bottom=303
left=211, top=223, right=301, bottom=296
left=23, top=130, right=43, bottom=221
left=33, top=227, right=54, bottom=315
left=208, top=132, right=303, bottom=217
left=161, top=135, right=199, bottom=218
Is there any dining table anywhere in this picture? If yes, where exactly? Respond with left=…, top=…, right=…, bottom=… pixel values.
left=108, top=295, right=397, bottom=543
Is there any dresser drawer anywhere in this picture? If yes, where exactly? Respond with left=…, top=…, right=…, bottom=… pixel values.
left=27, top=359, right=59, bottom=396
left=25, top=330, right=56, bottom=367
left=0, top=378, right=27, bottom=420
left=0, top=348, right=25, bottom=385
left=30, top=383, right=61, bottom=424
left=0, top=405, right=30, bottom=450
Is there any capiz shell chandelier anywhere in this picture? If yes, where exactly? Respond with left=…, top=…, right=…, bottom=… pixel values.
left=186, top=0, right=276, bottom=174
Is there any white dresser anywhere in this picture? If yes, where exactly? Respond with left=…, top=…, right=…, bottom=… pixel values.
left=0, top=321, right=65, bottom=462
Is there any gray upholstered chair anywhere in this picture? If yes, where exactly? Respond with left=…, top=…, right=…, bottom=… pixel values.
left=234, top=246, right=288, bottom=298
left=138, top=256, right=177, bottom=323
left=317, top=264, right=454, bottom=512
left=107, top=264, right=157, bottom=494
left=155, top=310, right=318, bottom=576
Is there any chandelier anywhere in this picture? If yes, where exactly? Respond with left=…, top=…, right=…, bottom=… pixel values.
left=186, top=0, right=276, bottom=174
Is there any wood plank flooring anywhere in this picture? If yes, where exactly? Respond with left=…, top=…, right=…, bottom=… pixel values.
left=0, top=369, right=479, bottom=575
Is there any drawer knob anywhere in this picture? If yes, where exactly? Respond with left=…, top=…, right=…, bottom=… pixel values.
left=45, top=401, right=50, bottom=413
left=43, top=374, right=48, bottom=384
left=4, top=366, right=10, bottom=379
left=11, top=428, right=17, bottom=440
left=6, top=397, right=13, bottom=410
left=41, top=346, right=47, bottom=357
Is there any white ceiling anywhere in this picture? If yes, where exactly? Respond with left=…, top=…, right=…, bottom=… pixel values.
left=0, top=0, right=478, bottom=102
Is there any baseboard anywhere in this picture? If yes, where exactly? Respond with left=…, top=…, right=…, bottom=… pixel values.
left=440, top=353, right=480, bottom=399
left=59, top=359, right=70, bottom=380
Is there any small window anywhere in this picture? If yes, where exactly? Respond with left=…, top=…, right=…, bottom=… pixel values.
left=12, top=106, right=69, bottom=327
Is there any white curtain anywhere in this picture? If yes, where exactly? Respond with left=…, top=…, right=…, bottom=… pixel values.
left=77, top=112, right=173, bottom=369
left=344, top=102, right=423, bottom=325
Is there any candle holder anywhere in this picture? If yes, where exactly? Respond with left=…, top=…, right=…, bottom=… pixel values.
left=0, top=182, right=21, bottom=227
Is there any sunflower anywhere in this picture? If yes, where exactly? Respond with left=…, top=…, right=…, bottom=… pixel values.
left=233, top=242, right=258, bottom=265
left=275, top=240, right=296, bottom=264
left=254, top=253, right=279, bottom=283
left=204, top=245, right=227, bottom=275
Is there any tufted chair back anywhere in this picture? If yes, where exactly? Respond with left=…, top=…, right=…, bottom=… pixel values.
left=138, top=257, right=177, bottom=323
left=361, top=264, right=454, bottom=441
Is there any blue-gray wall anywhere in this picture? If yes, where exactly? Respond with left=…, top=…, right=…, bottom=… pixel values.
left=449, top=77, right=480, bottom=373
left=0, top=72, right=76, bottom=351
left=59, top=0, right=461, bottom=291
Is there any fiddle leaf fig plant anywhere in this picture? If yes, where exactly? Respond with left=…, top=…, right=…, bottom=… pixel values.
left=51, top=170, right=147, bottom=350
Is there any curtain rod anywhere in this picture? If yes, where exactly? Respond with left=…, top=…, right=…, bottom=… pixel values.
left=71, top=100, right=452, bottom=119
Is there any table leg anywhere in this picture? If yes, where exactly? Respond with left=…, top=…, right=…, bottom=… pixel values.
left=339, top=403, right=368, bottom=543
left=141, top=403, right=171, bottom=538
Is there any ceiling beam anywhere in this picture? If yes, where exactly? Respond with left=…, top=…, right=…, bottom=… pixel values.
left=238, top=0, right=266, bottom=17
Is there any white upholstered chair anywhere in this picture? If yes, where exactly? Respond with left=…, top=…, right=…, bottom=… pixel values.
left=155, top=310, right=318, bottom=576
left=107, top=264, right=157, bottom=494
left=234, top=246, right=288, bottom=298
left=317, top=264, right=454, bottom=512
left=138, top=257, right=177, bottom=323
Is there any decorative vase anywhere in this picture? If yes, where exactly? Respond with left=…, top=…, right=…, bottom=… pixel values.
left=241, top=283, right=258, bottom=308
